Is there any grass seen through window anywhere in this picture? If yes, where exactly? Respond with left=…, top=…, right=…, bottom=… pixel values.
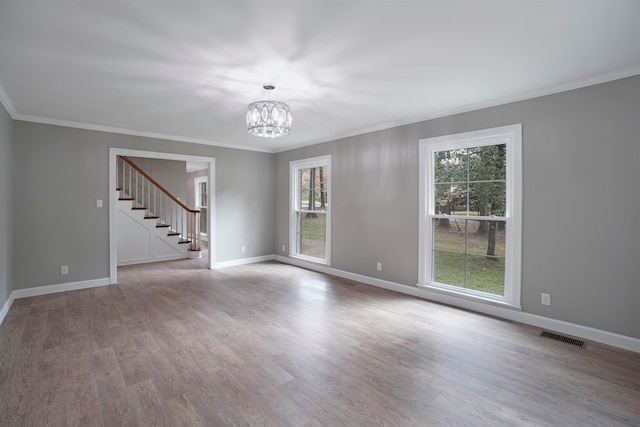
left=433, top=218, right=506, bottom=295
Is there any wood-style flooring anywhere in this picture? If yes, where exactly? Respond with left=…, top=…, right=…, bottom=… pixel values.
left=1, top=259, right=639, bottom=426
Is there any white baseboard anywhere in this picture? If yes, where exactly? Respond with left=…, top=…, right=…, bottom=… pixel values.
left=214, top=255, right=276, bottom=269
left=0, top=292, right=15, bottom=326
left=274, top=255, right=640, bottom=353
left=0, top=277, right=111, bottom=326
left=12, top=277, right=111, bottom=299
left=3, top=255, right=638, bottom=354
left=118, top=254, right=186, bottom=266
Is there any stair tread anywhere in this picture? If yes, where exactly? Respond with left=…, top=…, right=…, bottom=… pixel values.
left=119, top=197, right=134, bottom=201
left=144, top=216, right=159, bottom=219
left=178, top=240, right=192, bottom=244
left=167, top=232, right=180, bottom=236
left=156, top=224, right=171, bottom=228
left=131, top=207, right=147, bottom=210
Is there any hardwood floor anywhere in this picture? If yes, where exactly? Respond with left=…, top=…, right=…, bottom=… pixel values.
left=1, top=259, right=639, bottom=426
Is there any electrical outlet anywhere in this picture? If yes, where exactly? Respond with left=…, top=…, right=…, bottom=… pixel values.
left=96, top=199, right=103, bottom=208
left=61, top=265, right=69, bottom=275
left=376, top=262, right=382, bottom=272
left=541, top=293, right=551, bottom=306
left=241, top=246, right=245, bottom=253
left=282, top=245, right=286, bottom=252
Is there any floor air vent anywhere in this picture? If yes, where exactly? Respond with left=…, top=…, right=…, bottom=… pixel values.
left=540, top=331, right=586, bottom=348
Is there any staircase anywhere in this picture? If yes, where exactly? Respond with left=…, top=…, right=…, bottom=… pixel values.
left=116, top=155, right=202, bottom=265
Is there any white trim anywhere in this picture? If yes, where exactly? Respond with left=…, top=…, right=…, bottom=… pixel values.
left=289, top=253, right=330, bottom=266
left=15, top=113, right=272, bottom=153
left=273, top=66, right=640, bottom=153
left=117, top=254, right=187, bottom=266
left=0, top=82, right=17, bottom=118
left=109, top=148, right=216, bottom=284
left=0, top=293, right=15, bottom=326
left=194, top=175, right=208, bottom=236
left=416, top=282, right=522, bottom=310
left=12, top=277, right=110, bottom=299
left=274, top=255, right=640, bottom=353
left=3, top=67, right=639, bottom=155
left=214, top=255, right=276, bottom=269
left=418, top=124, right=522, bottom=308
left=0, top=277, right=110, bottom=326
left=4, top=253, right=637, bottom=353
left=194, top=176, right=208, bottom=209
left=289, top=155, right=332, bottom=264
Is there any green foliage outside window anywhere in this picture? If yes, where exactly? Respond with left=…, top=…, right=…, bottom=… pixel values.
left=433, top=144, right=507, bottom=296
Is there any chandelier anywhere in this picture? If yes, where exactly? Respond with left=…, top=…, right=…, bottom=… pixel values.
left=246, top=84, right=292, bottom=138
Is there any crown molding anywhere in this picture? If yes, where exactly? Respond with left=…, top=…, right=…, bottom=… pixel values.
left=12, top=113, right=275, bottom=153
left=274, top=66, right=640, bottom=153
left=3, top=66, right=640, bottom=154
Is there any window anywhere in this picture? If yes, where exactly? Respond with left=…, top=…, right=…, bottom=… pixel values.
left=290, top=156, right=331, bottom=264
left=195, top=176, right=208, bottom=235
left=418, top=124, right=522, bottom=308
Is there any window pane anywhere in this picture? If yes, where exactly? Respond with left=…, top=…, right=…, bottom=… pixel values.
left=433, top=219, right=465, bottom=252
left=468, top=182, right=506, bottom=217
left=299, top=168, right=310, bottom=189
left=465, top=219, right=505, bottom=257
left=467, top=144, right=506, bottom=182
left=298, top=167, right=329, bottom=212
left=466, top=254, right=505, bottom=296
left=298, top=189, right=312, bottom=210
left=434, top=148, right=469, bottom=215
left=434, top=148, right=468, bottom=183
left=317, top=164, right=329, bottom=211
left=432, top=218, right=507, bottom=295
left=433, top=251, right=466, bottom=287
left=199, top=182, right=207, bottom=207
left=434, top=183, right=467, bottom=215
left=199, top=207, right=207, bottom=234
left=433, top=219, right=466, bottom=286
left=297, top=212, right=326, bottom=258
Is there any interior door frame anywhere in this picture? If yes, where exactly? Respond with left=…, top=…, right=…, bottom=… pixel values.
left=109, top=147, right=215, bottom=284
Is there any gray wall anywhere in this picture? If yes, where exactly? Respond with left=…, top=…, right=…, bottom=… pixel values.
left=275, top=75, right=640, bottom=339
left=0, top=102, right=13, bottom=308
left=12, top=122, right=275, bottom=289
left=4, top=75, right=639, bottom=340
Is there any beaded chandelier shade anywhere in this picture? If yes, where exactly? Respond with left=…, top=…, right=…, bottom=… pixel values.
left=246, top=84, right=292, bottom=138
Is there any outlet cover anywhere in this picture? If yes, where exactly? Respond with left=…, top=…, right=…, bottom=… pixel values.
left=376, top=262, right=382, bottom=271
left=61, top=265, right=69, bottom=275
left=541, top=293, right=551, bottom=306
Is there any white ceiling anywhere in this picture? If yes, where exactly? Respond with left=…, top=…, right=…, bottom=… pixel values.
left=1, top=1, right=639, bottom=153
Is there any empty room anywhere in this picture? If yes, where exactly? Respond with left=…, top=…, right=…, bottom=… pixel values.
left=0, top=1, right=639, bottom=426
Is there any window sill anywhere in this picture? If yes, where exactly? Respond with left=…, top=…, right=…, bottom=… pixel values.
left=289, top=254, right=330, bottom=266
left=416, top=282, right=521, bottom=310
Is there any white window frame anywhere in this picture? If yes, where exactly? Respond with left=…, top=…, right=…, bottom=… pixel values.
left=290, top=155, right=331, bottom=265
left=194, top=176, right=208, bottom=237
left=418, top=124, right=522, bottom=308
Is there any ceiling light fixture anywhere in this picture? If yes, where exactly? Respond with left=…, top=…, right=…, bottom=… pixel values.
left=247, top=83, right=292, bottom=138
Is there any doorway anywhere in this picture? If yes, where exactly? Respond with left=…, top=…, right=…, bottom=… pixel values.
left=109, top=148, right=215, bottom=284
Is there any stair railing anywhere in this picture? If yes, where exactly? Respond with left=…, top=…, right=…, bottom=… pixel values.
left=117, top=155, right=201, bottom=252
